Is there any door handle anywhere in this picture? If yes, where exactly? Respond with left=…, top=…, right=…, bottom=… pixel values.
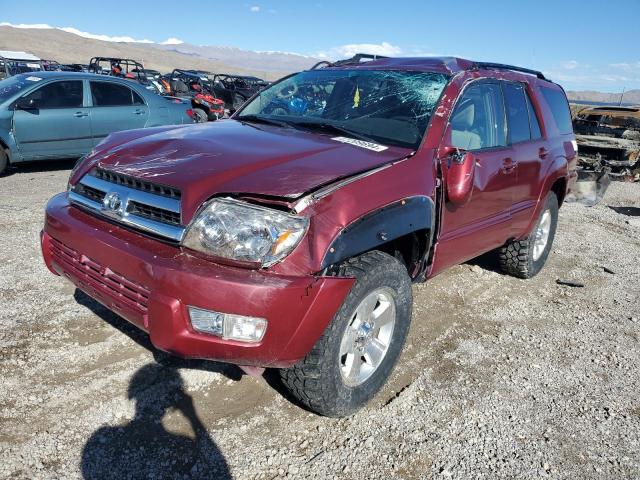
left=133, top=109, right=146, bottom=115
left=73, top=112, right=89, bottom=118
left=538, top=147, right=549, bottom=159
left=501, top=158, right=517, bottom=174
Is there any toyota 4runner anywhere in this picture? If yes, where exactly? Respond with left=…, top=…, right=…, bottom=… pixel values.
left=41, top=55, right=577, bottom=417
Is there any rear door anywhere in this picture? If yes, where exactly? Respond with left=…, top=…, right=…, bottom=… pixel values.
left=437, top=80, right=514, bottom=264
left=13, top=79, right=91, bottom=159
left=501, top=81, right=547, bottom=236
left=88, top=81, right=149, bottom=145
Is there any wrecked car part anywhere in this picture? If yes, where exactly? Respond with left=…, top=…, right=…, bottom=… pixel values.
left=565, top=168, right=611, bottom=206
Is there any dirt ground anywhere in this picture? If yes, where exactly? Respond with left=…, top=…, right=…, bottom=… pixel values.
left=1, top=161, right=639, bottom=479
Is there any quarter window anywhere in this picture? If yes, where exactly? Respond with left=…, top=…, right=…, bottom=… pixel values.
left=502, top=83, right=531, bottom=144
left=90, top=82, right=143, bottom=107
left=22, top=81, right=83, bottom=109
left=540, top=86, right=573, bottom=135
left=450, top=82, right=506, bottom=150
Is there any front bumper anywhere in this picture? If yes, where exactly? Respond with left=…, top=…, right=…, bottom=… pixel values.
left=41, top=193, right=354, bottom=368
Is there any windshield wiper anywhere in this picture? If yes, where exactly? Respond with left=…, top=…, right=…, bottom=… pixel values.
left=291, top=121, right=378, bottom=143
left=236, top=114, right=291, bottom=128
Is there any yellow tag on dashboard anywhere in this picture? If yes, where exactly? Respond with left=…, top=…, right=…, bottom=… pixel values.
left=353, top=86, right=360, bottom=108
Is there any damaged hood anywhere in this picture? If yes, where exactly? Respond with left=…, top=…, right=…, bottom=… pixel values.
left=90, top=120, right=411, bottom=217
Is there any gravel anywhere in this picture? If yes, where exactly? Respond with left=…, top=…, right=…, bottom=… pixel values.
left=1, top=161, right=639, bottom=479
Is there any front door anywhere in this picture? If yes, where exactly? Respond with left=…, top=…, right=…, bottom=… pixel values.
left=88, top=81, right=149, bottom=145
left=434, top=81, right=515, bottom=270
left=13, top=80, right=92, bottom=159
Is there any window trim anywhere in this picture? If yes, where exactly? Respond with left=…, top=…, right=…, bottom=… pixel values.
left=500, top=80, right=547, bottom=145
left=19, top=79, right=85, bottom=110
left=446, top=78, right=509, bottom=153
left=88, top=80, right=147, bottom=108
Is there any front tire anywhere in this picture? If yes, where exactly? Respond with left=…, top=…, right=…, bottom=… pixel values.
left=192, top=108, right=208, bottom=123
left=280, top=251, right=412, bottom=417
left=0, top=149, right=8, bottom=176
left=498, top=192, right=559, bottom=278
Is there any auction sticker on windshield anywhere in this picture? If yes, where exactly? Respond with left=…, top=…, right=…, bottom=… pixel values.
left=332, top=137, right=388, bottom=152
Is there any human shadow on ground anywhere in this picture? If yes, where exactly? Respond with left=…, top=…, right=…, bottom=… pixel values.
left=81, top=363, right=232, bottom=480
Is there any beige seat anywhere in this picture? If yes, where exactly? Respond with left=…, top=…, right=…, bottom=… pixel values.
left=451, top=102, right=481, bottom=150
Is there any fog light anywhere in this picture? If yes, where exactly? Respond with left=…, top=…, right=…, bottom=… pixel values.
left=188, top=306, right=267, bottom=343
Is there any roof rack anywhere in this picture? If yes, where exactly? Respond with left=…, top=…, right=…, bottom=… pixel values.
left=311, top=53, right=389, bottom=70
left=472, top=62, right=547, bottom=80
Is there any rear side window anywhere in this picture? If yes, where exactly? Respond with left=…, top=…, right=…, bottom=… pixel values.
left=540, top=86, right=573, bottom=135
left=23, top=80, right=83, bottom=109
left=525, top=92, right=542, bottom=139
left=91, top=82, right=140, bottom=107
left=502, top=83, right=530, bottom=144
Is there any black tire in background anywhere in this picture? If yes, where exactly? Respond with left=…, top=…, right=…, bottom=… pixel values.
left=498, top=192, right=559, bottom=278
left=0, top=149, right=7, bottom=176
left=280, top=250, right=413, bottom=417
left=192, top=108, right=208, bottom=123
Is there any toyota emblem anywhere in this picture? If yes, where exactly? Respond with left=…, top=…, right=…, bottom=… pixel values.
left=103, top=192, right=123, bottom=214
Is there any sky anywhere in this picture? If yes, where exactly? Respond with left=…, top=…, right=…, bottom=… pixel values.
left=3, top=0, right=640, bottom=92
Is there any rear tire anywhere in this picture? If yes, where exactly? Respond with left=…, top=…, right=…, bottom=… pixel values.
left=0, top=149, right=7, bottom=176
left=280, top=250, right=412, bottom=417
left=498, top=192, right=559, bottom=278
left=193, top=108, right=208, bottom=123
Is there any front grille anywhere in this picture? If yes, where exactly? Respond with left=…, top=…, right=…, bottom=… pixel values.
left=49, top=237, right=150, bottom=314
left=94, top=168, right=181, bottom=199
left=75, top=183, right=105, bottom=203
left=127, top=201, right=181, bottom=225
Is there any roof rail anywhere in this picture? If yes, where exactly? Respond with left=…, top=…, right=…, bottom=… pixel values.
left=472, top=62, right=547, bottom=80
left=310, top=53, right=389, bottom=70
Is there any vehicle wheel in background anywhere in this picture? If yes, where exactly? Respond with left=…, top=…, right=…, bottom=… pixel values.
left=498, top=192, right=559, bottom=279
left=193, top=108, right=208, bottom=123
left=0, top=149, right=8, bottom=176
left=280, top=250, right=413, bottom=417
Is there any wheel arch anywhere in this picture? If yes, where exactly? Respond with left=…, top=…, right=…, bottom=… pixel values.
left=320, top=196, right=435, bottom=279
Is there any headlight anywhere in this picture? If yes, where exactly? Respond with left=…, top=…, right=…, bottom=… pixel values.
left=182, top=198, right=308, bottom=267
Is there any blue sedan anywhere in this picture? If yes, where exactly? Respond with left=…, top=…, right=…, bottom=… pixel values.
left=0, top=72, right=195, bottom=174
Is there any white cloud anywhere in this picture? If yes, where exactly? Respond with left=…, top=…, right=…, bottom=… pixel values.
left=250, top=5, right=260, bottom=12
left=1, top=22, right=153, bottom=43
left=562, top=60, right=579, bottom=70
left=160, top=37, right=184, bottom=45
left=316, top=41, right=403, bottom=60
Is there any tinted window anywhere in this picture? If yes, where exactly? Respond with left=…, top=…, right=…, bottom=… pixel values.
left=22, top=80, right=83, bottom=109
left=502, top=83, right=531, bottom=144
left=450, top=82, right=506, bottom=150
left=525, top=91, right=542, bottom=139
left=91, top=82, right=137, bottom=106
left=540, top=86, right=573, bottom=135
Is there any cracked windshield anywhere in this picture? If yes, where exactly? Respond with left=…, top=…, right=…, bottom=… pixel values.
left=238, top=69, right=448, bottom=149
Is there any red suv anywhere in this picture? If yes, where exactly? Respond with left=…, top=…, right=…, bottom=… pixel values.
left=41, top=55, right=577, bottom=417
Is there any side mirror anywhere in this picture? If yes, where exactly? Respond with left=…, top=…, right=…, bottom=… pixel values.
left=446, top=150, right=476, bottom=206
left=15, top=97, right=37, bottom=110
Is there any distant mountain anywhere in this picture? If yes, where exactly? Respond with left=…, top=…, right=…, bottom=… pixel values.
left=566, top=89, right=640, bottom=105
left=0, top=25, right=320, bottom=80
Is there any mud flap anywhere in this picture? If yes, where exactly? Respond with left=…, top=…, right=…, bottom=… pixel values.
left=565, top=169, right=611, bottom=206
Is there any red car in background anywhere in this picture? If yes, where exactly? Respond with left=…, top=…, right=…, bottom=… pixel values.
left=41, top=55, right=577, bottom=416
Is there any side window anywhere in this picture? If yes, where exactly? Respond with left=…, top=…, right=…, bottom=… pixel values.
left=502, top=83, right=531, bottom=144
left=525, top=90, right=542, bottom=139
left=91, top=82, right=136, bottom=107
left=540, top=86, right=573, bottom=135
left=132, top=90, right=145, bottom=106
left=450, top=82, right=506, bottom=150
left=22, top=81, right=83, bottom=109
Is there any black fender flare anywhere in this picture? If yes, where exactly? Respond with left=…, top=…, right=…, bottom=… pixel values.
left=320, top=196, right=435, bottom=269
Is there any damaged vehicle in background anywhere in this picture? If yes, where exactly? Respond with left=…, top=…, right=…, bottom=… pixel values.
left=573, top=106, right=640, bottom=181
left=41, top=55, right=577, bottom=417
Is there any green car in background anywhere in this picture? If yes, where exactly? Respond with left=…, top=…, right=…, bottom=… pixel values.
left=0, top=72, right=195, bottom=175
